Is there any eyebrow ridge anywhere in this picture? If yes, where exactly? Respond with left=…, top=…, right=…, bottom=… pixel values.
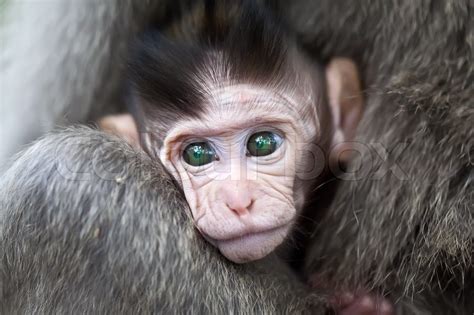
left=169, top=117, right=294, bottom=141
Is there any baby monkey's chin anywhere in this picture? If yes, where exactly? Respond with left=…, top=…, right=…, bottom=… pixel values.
left=216, top=225, right=291, bottom=264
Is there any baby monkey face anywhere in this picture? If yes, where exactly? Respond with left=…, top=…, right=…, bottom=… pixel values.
left=160, top=85, right=317, bottom=263
left=101, top=59, right=362, bottom=264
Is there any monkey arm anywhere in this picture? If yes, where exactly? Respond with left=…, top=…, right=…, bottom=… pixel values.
left=0, top=127, right=322, bottom=313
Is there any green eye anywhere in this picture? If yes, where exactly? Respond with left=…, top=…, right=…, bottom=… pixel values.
left=247, top=131, right=283, bottom=157
left=183, top=142, right=217, bottom=166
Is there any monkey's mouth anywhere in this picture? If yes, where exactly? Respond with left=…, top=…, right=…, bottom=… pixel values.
left=203, top=224, right=289, bottom=243
left=205, top=225, right=290, bottom=263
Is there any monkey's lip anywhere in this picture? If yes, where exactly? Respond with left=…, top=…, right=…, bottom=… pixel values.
left=212, top=224, right=291, bottom=263
left=203, top=224, right=290, bottom=244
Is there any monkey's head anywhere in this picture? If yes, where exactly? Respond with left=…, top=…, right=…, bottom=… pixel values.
left=102, top=2, right=363, bottom=263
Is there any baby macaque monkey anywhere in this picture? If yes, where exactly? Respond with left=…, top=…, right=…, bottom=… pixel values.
left=100, top=1, right=395, bottom=313
left=99, top=2, right=397, bottom=313
left=100, top=0, right=363, bottom=264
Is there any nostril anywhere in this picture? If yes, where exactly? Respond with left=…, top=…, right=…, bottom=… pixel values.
left=226, top=198, right=252, bottom=216
left=220, top=181, right=253, bottom=216
left=246, top=198, right=254, bottom=209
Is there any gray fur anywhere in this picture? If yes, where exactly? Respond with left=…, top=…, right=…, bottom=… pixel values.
left=0, top=127, right=322, bottom=314
left=277, top=0, right=473, bottom=313
left=0, top=0, right=472, bottom=313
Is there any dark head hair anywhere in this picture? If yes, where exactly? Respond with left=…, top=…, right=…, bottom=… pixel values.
left=127, top=0, right=293, bottom=134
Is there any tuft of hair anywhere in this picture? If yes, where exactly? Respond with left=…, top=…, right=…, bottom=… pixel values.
left=127, top=0, right=294, bottom=132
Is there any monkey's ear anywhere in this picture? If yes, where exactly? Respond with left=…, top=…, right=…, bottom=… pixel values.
left=325, top=58, right=364, bottom=163
left=98, top=113, right=140, bottom=148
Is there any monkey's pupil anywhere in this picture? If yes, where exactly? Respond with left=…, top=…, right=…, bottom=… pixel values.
left=247, top=132, right=282, bottom=157
left=183, top=142, right=216, bottom=166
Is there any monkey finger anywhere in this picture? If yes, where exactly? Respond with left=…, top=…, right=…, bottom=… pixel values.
left=337, top=295, right=394, bottom=315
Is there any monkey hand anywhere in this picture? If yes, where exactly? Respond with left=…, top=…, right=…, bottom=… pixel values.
left=329, top=291, right=394, bottom=315
left=310, top=275, right=394, bottom=315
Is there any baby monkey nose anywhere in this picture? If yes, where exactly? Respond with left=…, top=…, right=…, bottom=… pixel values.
left=221, top=181, right=253, bottom=216
left=226, top=196, right=253, bottom=216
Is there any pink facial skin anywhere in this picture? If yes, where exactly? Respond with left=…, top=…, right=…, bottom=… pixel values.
left=159, top=85, right=318, bottom=263
left=158, top=59, right=364, bottom=263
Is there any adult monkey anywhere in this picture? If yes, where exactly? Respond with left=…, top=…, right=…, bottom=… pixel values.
left=273, top=0, right=473, bottom=313
left=0, top=0, right=471, bottom=314
left=0, top=1, right=387, bottom=313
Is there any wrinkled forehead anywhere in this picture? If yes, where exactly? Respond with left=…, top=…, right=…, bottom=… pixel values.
left=206, top=84, right=316, bottom=132
left=209, top=84, right=301, bottom=115
left=164, top=84, right=320, bottom=140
